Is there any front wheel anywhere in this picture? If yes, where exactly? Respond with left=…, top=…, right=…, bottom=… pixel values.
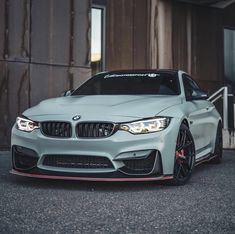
left=170, top=124, right=195, bottom=186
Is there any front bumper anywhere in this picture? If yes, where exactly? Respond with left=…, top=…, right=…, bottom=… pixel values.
left=11, top=118, right=180, bottom=180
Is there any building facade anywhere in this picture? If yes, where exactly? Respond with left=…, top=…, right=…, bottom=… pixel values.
left=0, top=0, right=235, bottom=148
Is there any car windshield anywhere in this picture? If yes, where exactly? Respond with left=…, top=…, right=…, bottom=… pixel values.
left=72, top=71, right=180, bottom=95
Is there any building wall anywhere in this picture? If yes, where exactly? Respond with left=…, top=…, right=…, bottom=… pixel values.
left=223, top=2, right=235, bottom=27
left=105, top=0, right=231, bottom=94
left=1, top=0, right=235, bottom=148
left=105, top=0, right=149, bottom=70
left=172, top=3, right=223, bottom=93
left=223, top=3, right=235, bottom=95
left=148, top=0, right=224, bottom=93
left=0, top=0, right=91, bottom=149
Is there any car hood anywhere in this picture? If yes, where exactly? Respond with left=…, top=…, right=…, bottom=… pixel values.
left=24, top=95, right=182, bottom=122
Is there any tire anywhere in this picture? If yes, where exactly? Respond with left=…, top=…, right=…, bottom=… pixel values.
left=170, top=124, right=195, bottom=186
left=209, top=122, right=223, bottom=164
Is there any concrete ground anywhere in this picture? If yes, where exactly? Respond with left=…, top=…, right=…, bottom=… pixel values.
left=0, top=150, right=234, bottom=234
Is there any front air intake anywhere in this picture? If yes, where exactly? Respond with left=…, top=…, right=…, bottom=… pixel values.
left=42, top=155, right=114, bottom=169
left=120, top=151, right=157, bottom=175
left=12, top=146, right=39, bottom=170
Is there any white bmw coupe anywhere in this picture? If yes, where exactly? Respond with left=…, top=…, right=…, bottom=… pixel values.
left=11, top=69, right=222, bottom=185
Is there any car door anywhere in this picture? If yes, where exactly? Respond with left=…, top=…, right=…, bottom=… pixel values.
left=182, top=74, right=214, bottom=158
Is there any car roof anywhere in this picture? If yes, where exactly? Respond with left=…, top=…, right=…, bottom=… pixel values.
left=100, top=69, right=179, bottom=75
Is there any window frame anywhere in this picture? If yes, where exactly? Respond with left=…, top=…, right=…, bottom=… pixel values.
left=91, top=4, right=106, bottom=73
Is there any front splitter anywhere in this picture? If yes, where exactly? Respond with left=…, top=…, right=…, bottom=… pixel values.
left=10, top=169, right=173, bottom=182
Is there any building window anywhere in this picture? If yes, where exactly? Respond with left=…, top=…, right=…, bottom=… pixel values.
left=224, top=28, right=235, bottom=94
left=91, top=5, right=105, bottom=75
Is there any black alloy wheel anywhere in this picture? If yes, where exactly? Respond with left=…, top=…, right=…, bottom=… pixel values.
left=210, top=122, right=223, bottom=164
left=171, top=124, right=195, bottom=185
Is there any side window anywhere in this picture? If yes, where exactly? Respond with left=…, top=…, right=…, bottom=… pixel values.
left=182, top=75, right=200, bottom=99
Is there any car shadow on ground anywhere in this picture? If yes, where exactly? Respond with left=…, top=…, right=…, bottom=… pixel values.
left=2, top=150, right=232, bottom=192
left=4, top=161, right=223, bottom=192
left=6, top=168, right=167, bottom=191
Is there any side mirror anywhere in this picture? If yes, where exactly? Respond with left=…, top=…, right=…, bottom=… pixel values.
left=186, top=89, right=208, bottom=101
left=62, top=89, right=74, bottom=97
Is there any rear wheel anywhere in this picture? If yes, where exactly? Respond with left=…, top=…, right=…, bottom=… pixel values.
left=210, top=122, right=223, bottom=164
left=170, top=124, right=195, bottom=186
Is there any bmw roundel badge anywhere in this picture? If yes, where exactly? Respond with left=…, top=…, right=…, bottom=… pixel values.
left=72, top=115, right=81, bottom=121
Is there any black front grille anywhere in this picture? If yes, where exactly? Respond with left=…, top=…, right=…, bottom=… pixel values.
left=43, top=155, right=114, bottom=169
left=76, top=122, right=115, bottom=138
left=40, top=122, right=72, bottom=138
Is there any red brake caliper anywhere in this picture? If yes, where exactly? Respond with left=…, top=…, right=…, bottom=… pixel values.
left=176, top=149, right=185, bottom=160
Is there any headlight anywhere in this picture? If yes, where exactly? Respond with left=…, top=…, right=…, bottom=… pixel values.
left=119, top=117, right=171, bottom=134
left=16, top=116, right=39, bottom=132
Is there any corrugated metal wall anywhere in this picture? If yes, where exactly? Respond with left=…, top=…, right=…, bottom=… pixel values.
left=0, top=0, right=91, bottom=149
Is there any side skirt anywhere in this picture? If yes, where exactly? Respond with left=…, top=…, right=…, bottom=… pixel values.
left=195, top=153, right=217, bottom=166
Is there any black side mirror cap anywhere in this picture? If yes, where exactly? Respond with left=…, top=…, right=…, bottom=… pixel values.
left=186, top=90, right=208, bottom=101
left=62, top=89, right=74, bottom=97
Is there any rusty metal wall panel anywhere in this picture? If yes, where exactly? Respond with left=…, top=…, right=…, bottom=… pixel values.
left=0, top=0, right=30, bottom=61
left=148, top=0, right=159, bottom=69
left=8, top=0, right=30, bottom=61
left=148, top=0, right=174, bottom=69
left=31, top=0, right=70, bottom=65
left=106, top=0, right=149, bottom=70
left=106, top=0, right=134, bottom=70
left=149, top=1, right=224, bottom=93
left=172, top=3, right=189, bottom=72
left=191, top=6, right=223, bottom=93
left=30, top=64, right=71, bottom=106
left=0, top=62, right=91, bottom=149
left=0, top=62, right=10, bottom=148
left=133, top=0, right=148, bottom=69
left=171, top=2, right=224, bottom=93
left=31, top=0, right=90, bottom=67
left=30, top=64, right=91, bottom=106
left=223, top=3, right=235, bottom=27
left=0, top=0, right=92, bottom=148
left=0, top=0, right=5, bottom=59
left=73, top=0, right=91, bottom=67
left=157, top=0, right=173, bottom=69
left=72, top=67, right=91, bottom=88
left=0, top=61, right=30, bottom=148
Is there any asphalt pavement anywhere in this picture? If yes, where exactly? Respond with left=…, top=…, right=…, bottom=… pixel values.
left=0, top=150, right=234, bottom=234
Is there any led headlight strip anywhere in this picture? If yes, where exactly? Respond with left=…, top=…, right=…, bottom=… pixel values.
left=16, top=116, right=39, bottom=132
left=119, top=117, right=171, bottom=134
